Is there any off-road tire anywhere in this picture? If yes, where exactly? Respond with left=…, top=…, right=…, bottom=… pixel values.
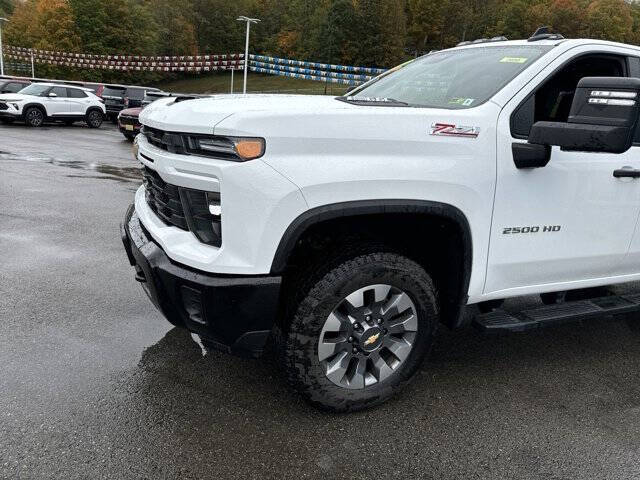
left=281, top=252, right=439, bottom=412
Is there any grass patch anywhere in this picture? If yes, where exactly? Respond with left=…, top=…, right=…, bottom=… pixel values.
left=158, top=71, right=349, bottom=96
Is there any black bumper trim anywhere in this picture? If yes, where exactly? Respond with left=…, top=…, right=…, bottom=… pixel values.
left=121, top=204, right=282, bottom=357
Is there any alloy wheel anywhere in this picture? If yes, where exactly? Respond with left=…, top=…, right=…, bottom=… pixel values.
left=27, top=108, right=43, bottom=127
left=318, top=284, right=418, bottom=389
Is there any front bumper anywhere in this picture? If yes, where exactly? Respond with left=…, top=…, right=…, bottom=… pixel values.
left=0, top=110, right=21, bottom=119
left=121, top=204, right=282, bottom=357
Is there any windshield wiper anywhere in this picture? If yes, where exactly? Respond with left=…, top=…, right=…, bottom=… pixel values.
left=337, top=96, right=409, bottom=106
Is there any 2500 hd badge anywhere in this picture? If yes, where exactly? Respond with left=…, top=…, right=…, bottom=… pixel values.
left=503, top=225, right=562, bottom=235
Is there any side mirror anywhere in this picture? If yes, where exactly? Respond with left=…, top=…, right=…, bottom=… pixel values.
left=48, top=92, right=58, bottom=97
left=528, top=77, right=640, bottom=159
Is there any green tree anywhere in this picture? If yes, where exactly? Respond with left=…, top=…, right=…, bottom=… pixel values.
left=0, top=0, right=14, bottom=16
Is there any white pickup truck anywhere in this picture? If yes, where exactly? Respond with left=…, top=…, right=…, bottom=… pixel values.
left=122, top=31, right=640, bottom=411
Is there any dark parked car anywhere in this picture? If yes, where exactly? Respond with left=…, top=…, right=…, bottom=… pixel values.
left=117, top=92, right=204, bottom=141
left=0, top=79, right=31, bottom=94
left=118, top=92, right=170, bottom=140
left=103, top=84, right=161, bottom=121
left=101, top=85, right=127, bottom=121
left=117, top=106, right=143, bottom=140
left=142, top=91, right=170, bottom=106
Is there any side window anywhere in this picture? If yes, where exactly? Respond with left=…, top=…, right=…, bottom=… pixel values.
left=511, top=54, right=628, bottom=138
left=67, top=88, right=87, bottom=98
left=51, top=87, right=68, bottom=98
left=7, top=83, right=24, bottom=93
left=126, top=88, right=145, bottom=100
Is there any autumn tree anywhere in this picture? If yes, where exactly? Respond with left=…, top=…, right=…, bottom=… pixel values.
left=585, top=0, right=633, bottom=42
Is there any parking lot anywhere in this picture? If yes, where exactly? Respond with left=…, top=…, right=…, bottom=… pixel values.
left=2, top=123, right=640, bottom=479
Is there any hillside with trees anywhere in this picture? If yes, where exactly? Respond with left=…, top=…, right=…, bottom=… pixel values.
left=3, top=0, right=640, bottom=82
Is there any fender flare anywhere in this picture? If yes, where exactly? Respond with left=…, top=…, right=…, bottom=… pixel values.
left=271, top=199, right=472, bottom=275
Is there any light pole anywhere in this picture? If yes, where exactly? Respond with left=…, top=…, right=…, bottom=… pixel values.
left=236, top=15, right=260, bottom=94
left=0, top=17, right=8, bottom=77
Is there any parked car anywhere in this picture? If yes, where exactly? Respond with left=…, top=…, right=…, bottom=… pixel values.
left=103, top=84, right=162, bottom=120
left=0, top=79, right=31, bottom=94
left=142, top=91, right=170, bottom=106
left=0, top=82, right=106, bottom=127
left=118, top=92, right=202, bottom=140
left=101, top=85, right=127, bottom=121
left=117, top=107, right=143, bottom=140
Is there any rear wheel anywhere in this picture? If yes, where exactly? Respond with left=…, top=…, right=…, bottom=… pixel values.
left=24, top=107, right=44, bottom=127
left=281, top=252, right=439, bottom=412
left=86, top=110, right=103, bottom=128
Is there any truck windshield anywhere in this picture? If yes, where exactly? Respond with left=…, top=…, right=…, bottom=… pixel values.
left=347, top=45, right=553, bottom=109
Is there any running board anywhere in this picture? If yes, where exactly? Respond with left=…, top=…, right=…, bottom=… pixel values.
left=473, top=293, right=640, bottom=332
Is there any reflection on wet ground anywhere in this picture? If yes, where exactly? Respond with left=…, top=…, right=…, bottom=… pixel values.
left=0, top=151, right=141, bottom=183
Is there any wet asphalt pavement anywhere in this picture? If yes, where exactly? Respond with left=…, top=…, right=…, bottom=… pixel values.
left=1, top=122, right=640, bottom=479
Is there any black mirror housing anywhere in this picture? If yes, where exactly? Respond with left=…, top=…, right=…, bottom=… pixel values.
left=512, top=142, right=551, bottom=169
left=529, top=76, right=640, bottom=154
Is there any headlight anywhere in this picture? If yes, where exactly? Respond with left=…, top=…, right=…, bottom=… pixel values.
left=186, top=135, right=265, bottom=161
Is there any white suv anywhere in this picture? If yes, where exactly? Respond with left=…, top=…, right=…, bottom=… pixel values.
left=122, top=35, right=640, bottom=411
left=0, top=82, right=105, bottom=128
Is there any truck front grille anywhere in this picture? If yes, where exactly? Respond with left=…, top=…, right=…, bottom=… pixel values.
left=142, top=167, right=188, bottom=230
left=0, top=103, right=8, bottom=111
left=142, top=166, right=221, bottom=247
left=143, top=126, right=187, bottom=154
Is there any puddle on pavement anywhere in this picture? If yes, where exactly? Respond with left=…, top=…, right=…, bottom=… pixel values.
left=0, top=151, right=141, bottom=183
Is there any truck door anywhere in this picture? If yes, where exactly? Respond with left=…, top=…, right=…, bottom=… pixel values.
left=486, top=46, right=640, bottom=296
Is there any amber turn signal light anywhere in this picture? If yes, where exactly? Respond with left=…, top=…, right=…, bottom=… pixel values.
left=233, top=138, right=265, bottom=160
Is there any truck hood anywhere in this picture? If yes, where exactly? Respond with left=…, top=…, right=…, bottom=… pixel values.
left=139, top=94, right=354, bottom=134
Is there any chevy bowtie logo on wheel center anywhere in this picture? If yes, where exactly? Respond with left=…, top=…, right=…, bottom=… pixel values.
left=363, top=332, right=381, bottom=347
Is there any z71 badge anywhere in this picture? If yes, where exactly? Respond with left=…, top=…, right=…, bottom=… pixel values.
left=430, top=123, right=480, bottom=138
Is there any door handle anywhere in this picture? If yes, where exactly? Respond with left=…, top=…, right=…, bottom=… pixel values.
left=613, top=167, right=640, bottom=178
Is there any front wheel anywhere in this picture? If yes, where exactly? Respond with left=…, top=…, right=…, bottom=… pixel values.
left=281, top=252, right=439, bottom=412
left=24, top=107, right=44, bottom=127
left=86, top=110, right=103, bottom=128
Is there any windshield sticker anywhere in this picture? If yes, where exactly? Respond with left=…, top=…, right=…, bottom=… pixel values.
left=500, top=56, right=528, bottom=64
left=430, top=123, right=480, bottom=138
left=448, top=97, right=475, bottom=106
